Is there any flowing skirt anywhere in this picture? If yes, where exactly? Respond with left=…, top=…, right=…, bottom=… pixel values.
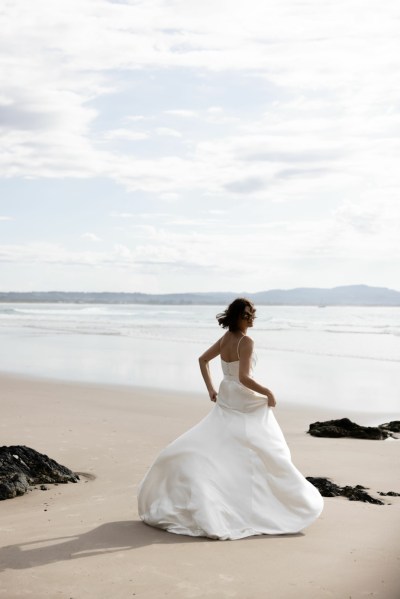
left=137, top=395, right=323, bottom=540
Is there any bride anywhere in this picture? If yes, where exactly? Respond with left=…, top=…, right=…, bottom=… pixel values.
left=137, top=298, right=323, bottom=540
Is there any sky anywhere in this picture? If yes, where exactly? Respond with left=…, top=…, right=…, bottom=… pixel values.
left=1, top=0, right=399, bottom=294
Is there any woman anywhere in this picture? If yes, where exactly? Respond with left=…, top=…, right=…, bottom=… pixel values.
left=137, top=298, right=323, bottom=540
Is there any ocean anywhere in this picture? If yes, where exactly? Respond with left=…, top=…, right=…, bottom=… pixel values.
left=0, top=303, right=399, bottom=418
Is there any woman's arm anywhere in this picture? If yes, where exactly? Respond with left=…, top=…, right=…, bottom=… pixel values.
left=238, top=337, right=276, bottom=407
left=198, top=338, right=222, bottom=402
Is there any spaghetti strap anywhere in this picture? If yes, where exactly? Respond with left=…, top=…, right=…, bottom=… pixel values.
left=237, top=335, right=245, bottom=359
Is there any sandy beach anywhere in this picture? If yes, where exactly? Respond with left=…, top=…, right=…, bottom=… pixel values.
left=0, top=372, right=399, bottom=599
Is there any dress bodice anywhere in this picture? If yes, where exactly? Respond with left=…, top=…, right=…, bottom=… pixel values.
left=221, top=359, right=240, bottom=379
left=219, top=356, right=263, bottom=412
left=221, top=353, right=257, bottom=378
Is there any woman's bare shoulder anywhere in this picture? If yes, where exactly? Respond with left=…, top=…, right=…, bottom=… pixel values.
left=219, top=331, right=232, bottom=344
left=241, top=336, right=254, bottom=349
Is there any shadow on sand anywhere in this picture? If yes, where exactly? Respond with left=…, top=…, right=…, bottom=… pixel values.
left=0, top=520, right=303, bottom=571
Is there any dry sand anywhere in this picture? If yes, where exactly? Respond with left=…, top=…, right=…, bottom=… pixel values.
left=0, top=372, right=399, bottom=599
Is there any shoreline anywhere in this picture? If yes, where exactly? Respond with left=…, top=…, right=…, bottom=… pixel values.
left=0, top=368, right=398, bottom=425
left=1, top=372, right=399, bottom=598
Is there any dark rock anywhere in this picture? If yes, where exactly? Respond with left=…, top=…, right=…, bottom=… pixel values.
left=379, top=421, right=400, bottom=433
left=306, top=477, right=385, bottom=504
left=306, top=476, right=343, bottom=497
left=341, top=485, right=383, bottom=504
left=0, top=446, right=79, bottom=501
left=377, top=491, right=400, bottom=497
left=308, top=418, right=389, bottom=440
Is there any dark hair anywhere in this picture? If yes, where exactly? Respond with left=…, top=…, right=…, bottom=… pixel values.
left=216, top=298, right=256, bottom=332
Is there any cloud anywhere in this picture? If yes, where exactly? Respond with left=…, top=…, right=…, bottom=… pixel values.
left=159, top=192, right=180, bottom=201
left=243, top=149, right=344, bottom=164
left=81, top=232, right=101, bottom=242
left=110, top=211, right=172, bottom=219
left=0, top=104, right=57, bottom=130
left=103, top=129, right=149, bottom=140
left=0, top=236, right=225, bottom=273
left=110, top=212, right=137, bottom=219
left=155, top=127, right=182, bottom=138
left=164, top=109, right=198, bottom=118
left=1, top=0, right=399, bottom=205
left=126, top=115, right=147, bottom=122
left=224, top=177, right=267, bottom=194
left=1, top=201, right=399, bottom=292
left=275, top=167, right=334, bottom=180
left=207, top=106, right=223, bottom=113
left=0, top=216, right=13, bottom=221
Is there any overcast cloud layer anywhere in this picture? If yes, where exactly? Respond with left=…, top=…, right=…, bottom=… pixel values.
left=0, top=0, right=399, bottom=293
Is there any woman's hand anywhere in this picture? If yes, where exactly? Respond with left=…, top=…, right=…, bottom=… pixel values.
left=209, top=389, right=218, bottom=402
left=267, top=390, right=276, bottom=408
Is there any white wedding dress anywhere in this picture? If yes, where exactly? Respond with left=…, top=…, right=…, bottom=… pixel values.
left=137, top=355, right=323, bottom=540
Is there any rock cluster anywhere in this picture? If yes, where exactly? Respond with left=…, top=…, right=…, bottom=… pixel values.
left=0, top=445, right=79, bottom=500
left=307, top=477, right=386, bottom=504
left=308, top=418, right=400, bottom=440
left=379, top=420, right=400, bottom=433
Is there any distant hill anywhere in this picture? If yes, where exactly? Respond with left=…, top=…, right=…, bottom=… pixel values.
left=251, top=285, right=400, bottom=306
left=0, top=285, right=399, bottom=306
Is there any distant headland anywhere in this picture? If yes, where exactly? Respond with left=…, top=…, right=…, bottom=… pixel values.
left=0, top=285, right=399, bottom=306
